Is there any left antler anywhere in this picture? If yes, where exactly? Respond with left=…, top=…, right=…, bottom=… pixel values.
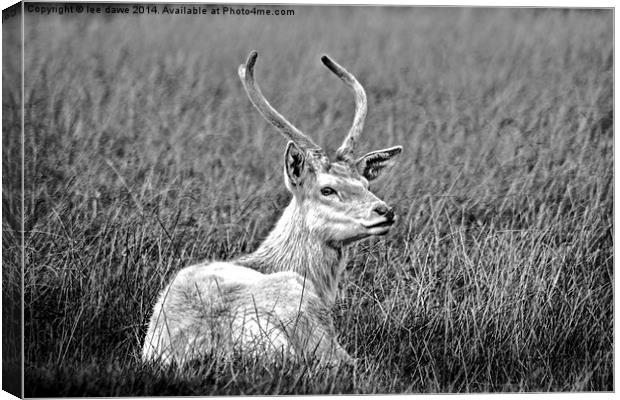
left=239, top=50, right=321, bottom=151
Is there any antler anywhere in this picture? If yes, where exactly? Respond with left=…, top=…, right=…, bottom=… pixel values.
left=238, top=51, right=320, bottom=151
left=321, top=55, right=367, bottom=160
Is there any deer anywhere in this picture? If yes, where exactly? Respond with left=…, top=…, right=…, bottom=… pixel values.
left=142, top=50, right=402, bottom=367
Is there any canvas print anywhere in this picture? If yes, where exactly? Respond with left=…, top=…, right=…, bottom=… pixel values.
left=2, top=3, right=613, bottom=396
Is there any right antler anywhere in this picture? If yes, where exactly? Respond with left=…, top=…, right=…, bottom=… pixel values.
left=321, top=55, right=367, bottom=161
left=238, top=51, right=321, bottom=151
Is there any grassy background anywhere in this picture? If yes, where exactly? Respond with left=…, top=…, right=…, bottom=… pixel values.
left=3, top=6, right=613, bottom=395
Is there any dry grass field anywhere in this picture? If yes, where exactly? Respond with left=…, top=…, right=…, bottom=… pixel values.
left=2, top=6, right=613, bottom=395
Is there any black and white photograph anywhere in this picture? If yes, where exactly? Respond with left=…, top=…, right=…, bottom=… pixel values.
left=1, top=1, right=614, bottom=396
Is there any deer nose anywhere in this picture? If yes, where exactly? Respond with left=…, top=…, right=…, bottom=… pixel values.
left=373, top=204, right=395, bottom=222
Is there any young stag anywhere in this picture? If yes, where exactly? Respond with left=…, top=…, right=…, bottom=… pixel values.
left=142, top=50, right=402, bottom=366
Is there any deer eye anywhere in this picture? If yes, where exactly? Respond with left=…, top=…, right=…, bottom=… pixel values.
left=320, top=187, right=336, bottom=196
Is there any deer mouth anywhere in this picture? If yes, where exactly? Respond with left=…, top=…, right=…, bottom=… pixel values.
left=363, top=218, right=396, bottom=230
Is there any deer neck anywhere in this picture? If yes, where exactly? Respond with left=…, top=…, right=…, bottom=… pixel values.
left=236, top=200, right=346, bottom=305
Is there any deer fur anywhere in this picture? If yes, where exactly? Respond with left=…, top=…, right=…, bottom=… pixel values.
left=142, top=51, right=402, bottom=366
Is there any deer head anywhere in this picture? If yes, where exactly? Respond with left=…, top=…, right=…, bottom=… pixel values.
left=238, top=51, right=402, bottom=246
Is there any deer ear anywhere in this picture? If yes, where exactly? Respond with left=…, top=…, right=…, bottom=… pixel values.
left=356, top=146, right=402, bottom=181
left=284, top=141, right=307, bottom=187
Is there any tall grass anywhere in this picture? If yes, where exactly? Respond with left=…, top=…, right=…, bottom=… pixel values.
left=3, top=6, right=612, bottom=395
